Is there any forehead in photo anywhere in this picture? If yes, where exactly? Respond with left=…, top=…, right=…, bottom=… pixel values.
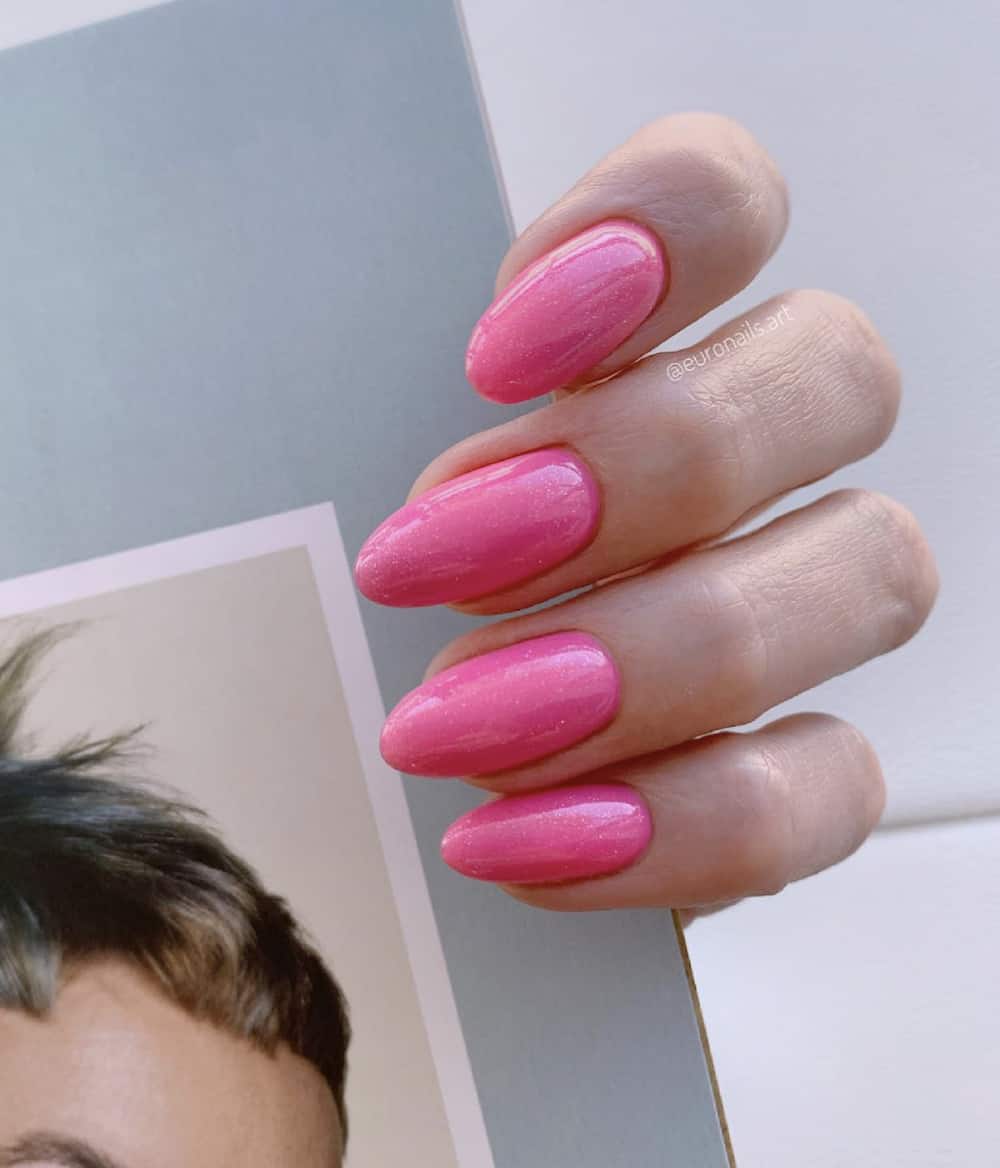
left=0, top=632, right=350, bottom=1168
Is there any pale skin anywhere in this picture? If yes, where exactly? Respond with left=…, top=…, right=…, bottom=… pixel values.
left=413, top=113, right=939, bottom=915
left=0, top=960, right=342, bottom=1168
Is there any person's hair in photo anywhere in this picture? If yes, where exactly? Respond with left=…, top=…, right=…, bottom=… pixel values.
left=0, top=628, right=351, bottom=1139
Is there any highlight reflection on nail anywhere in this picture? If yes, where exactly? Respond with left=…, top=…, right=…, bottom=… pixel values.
left=353, top=448, right=601, bottom=607
left=379, top=631, right=621, bottom=777
left=466, top=218, right=666, bottom=404
left=440, top=784, right=652, bottom=884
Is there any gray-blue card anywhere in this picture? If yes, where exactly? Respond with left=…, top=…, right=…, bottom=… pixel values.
left=0, top=1, right=730, bottom=1163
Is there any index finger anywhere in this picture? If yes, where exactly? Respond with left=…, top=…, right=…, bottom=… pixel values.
left=465, top=112, right=789, bottom=403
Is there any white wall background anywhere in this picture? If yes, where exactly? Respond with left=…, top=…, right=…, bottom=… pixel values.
left=460, top=1, right=999, bottom=1164
left=0, top=0, right=174, bottom=50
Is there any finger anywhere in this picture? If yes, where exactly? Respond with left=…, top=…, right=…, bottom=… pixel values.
left=361, top=289, right=899, bottom=613
left=465, top=112, right=789, bottom=404
left=438, top=714, right=884, bottom=910
left=379, top=489, right=938, bottom=789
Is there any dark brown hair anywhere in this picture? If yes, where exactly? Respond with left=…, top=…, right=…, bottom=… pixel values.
left=0, top=630, right=351, bottom=1140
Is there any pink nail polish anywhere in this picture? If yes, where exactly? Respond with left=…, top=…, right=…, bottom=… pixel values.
left=353, top=448, right=601, bottom=607
left=466, top=218, right=666, bottom=404
left=380, top=631, right=621, bottom=777
left=440, top=784, right=652, bottom=884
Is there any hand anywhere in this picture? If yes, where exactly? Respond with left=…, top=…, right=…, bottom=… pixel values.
left=354, top=113, right=938, bottom=917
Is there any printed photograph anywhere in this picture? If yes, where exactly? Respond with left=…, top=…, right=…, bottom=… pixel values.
left=0, top=506, right=491, bottom=1168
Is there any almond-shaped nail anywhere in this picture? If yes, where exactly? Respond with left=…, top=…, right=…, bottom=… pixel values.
left=354, top=448, right=600, bottom=607
left=380, top=631, right=620, bottom=777
left=466, top=218, right=666, bottom=404
left=440, top=784, right=652, bottom=884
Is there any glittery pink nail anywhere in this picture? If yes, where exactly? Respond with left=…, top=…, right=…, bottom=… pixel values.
left=465, top=218, right=666, bottom=404
left=440, top=784, right=652, bottom=884
left=379, top=631, right=621, bottom=777
left=353, top=448, right=601, bottom=607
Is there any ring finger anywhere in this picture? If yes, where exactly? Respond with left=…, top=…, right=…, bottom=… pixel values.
left=378, top=487, right=938, bottom=791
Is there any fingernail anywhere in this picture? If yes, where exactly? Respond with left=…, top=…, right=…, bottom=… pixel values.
left=440, top=783, right=652, bottom=884
left=380, top=631, right=620, bottom=777
left=353, top=448, right=600, bottom=607
left=466, top=218, right=666, bottom=404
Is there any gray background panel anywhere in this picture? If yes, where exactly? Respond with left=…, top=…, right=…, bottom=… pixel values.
left=0, top=1, right=727, bottom=1163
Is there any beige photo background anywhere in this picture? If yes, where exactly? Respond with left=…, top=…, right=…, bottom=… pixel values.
left=2, top=547, right=460, bottom=1167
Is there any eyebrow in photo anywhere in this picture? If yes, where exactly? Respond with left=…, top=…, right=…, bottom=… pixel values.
left=0, top=1133, right=128, bottom=1168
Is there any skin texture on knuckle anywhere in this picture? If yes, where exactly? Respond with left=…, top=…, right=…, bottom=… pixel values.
left=833, top=488, right=940, bottom=651
left=680, top=564, right=774, bottom=728
left=705, top=715, right=883, bottom=903
left=645, top=352, right=753, bottom=528
left=705, top=735, right=795, bottom=900
left=505, top=111, right=788, bottom=306
left=803, top=290, right=903, bottom=451
left=763, top=713, right=885, bottom=880
left=643, top=145, right=782, bottom=294
left=661, top=289, right=900, bottom=510
left=821, top=716, right=887, bottom=852
left=629, top=112, right=788, bottom=256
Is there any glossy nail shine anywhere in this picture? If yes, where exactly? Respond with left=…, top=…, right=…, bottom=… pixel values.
left=353, top=448, right=600, bottom=607
left=440, top=784, right=652, bottom=884
left=466, top=218, right=666, bottom=404
left=379, top=631, right=621, bottom=777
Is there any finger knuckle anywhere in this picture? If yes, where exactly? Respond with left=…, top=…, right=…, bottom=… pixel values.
left=784, top=713, right=887, bottom=841
left=644, top=112, right=786, bottom=201
left=722, top=740, right=794, bottom=898
left=649, top=356, right=752, bottom=522
left=835, top=488, right=940, bottom=649
left=833, top=720, right=888, bottom=839
left=802, top=291, right=902, bottom=446
left=623, top=114, right=787, bottom=270
left=689, top=566, right=773, bottom=723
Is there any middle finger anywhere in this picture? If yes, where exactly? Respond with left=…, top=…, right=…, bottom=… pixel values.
left=354, top=289, right=900, bottom=613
